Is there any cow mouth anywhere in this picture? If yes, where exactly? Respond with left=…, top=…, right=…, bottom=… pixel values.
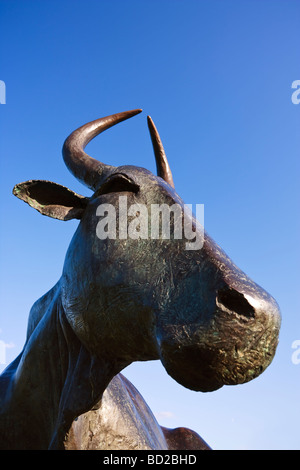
left=157, top=299, right=281, bottom=393
left=159, top=342, right=225, bottom=392
left=158, top=337, right=277, bottom=393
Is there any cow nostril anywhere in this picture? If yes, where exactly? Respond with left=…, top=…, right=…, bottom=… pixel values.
left=217, top=288, right=255, bottom=319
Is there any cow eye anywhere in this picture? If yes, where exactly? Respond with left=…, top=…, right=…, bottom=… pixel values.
left=97, top=174, right=139, bottom=195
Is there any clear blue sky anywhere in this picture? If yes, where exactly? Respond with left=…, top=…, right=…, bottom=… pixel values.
left=0, top=0, right=299, bottom=450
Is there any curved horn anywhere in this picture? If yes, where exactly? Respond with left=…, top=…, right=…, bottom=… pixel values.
left=62, top=109, right=142, bottom=190
left=147, top=116, right=175, bottom=189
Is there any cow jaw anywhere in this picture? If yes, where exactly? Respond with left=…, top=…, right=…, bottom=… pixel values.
left=156, top=288, right=281, bottom=393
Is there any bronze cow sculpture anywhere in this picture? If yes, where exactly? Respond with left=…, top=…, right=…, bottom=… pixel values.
left=0, top=109, right=281, bottom=450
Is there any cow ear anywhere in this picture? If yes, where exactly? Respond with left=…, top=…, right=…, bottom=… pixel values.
left=13, top=180, right=89, bottom=221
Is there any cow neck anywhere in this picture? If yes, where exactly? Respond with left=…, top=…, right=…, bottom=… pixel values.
left=0, top=289, right=124, bottom=450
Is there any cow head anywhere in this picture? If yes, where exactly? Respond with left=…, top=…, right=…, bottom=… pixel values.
left=13, top=109, right=281, bottom=393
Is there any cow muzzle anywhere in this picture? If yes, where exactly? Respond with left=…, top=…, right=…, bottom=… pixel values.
left=156, top=286, right=281, bottom=393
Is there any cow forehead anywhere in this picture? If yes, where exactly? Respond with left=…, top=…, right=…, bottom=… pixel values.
left=110, top=165, right=172, bottom=188
left=113, top=165, right=153, bottom=177
left=92, top=164, right=180, bottom=204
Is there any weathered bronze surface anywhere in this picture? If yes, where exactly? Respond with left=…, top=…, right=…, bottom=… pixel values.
left=0, top=110, right=281, bottom=450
